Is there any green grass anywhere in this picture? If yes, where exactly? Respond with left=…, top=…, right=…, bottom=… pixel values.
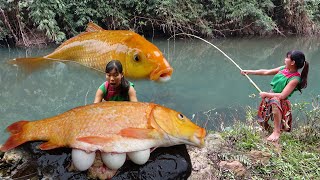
left=217, top=98, right=320, bottom=179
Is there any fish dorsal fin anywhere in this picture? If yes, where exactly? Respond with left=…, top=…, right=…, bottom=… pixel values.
left=86, top=22, right=104, bottom=32
left=77, top=136, right=113, bottom=145
left=119, top=128, right=161, bottom=139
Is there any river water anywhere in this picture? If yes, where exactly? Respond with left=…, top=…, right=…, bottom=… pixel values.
left=0, top=36, right=319, bottom=144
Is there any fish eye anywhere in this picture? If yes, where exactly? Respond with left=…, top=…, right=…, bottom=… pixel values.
left=133, top=54, right=140, bottom=62
left=178, top=114, right=184, bottom=120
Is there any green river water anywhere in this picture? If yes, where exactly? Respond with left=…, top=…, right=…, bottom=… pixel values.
left=0, top=36, right=319, bottom=144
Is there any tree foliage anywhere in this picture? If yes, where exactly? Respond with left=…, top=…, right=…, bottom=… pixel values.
left=0, top=0, right=319, bottom=46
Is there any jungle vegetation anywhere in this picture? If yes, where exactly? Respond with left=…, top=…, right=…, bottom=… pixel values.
left=0, top=0, right=320, bottom=47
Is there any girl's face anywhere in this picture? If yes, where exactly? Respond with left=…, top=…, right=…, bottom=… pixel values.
left=284, top=55, right=295, bottom=69
left=106, top=68, right=123, bottom=87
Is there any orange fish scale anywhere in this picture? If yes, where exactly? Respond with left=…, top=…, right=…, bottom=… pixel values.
left=24, top=102, right=150, bottom=145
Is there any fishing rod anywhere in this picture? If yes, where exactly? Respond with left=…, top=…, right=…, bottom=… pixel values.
left=168, top=33, right=262, bottom=93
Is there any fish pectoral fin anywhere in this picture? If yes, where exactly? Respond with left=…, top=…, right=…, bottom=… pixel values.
left=86, top=22, right=104, bottom=32
left=77, top=136, right=113, bottom=145
left=38, top=141, right=61, bottom=150
left=119, top=128, right=160, bottom=139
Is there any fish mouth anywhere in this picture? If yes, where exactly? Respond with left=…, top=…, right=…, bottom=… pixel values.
left=150, top=67, right=173, bottom=82
left=190, top=135, right=205, bottom=147
left=191, top=128, right=206, bottom=147
left=163, top=128, right=206, bottom=147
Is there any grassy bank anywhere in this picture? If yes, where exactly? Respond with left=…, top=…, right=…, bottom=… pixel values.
left=189, top=96, right=320, bottom=179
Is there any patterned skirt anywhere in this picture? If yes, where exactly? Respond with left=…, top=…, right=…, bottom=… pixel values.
left=257, top=97, right=292, bottom=132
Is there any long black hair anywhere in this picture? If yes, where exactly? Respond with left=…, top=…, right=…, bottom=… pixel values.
left=105, top=60, right=130, bottom=99
left=287, top=50, right=309, bottom=93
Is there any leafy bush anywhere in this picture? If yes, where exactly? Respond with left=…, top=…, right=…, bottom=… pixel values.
left=0, top=0, right=320, bottom=46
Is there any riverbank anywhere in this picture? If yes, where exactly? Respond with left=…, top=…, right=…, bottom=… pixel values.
left=188, top=128, right=320, bottom=179
left=188, top=97, right=320, bottom=179
left=188, top=98, right=320, bottom=179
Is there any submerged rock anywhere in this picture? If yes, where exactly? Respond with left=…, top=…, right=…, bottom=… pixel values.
left=0, top=142, right=191, bottom=180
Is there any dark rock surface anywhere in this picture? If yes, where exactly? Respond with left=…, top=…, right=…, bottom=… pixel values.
left=0, top=142, right=191, bottom=180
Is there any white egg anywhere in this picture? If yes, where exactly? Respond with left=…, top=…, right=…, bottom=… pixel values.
left=127, top=149, right=150, bottom=165
left=101, top=152, right=126, bottom=170
left=71, top=149, right=96, bottom=171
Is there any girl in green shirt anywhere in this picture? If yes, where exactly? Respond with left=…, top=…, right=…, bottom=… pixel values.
left=72, top=60, right=138, bottom=172
left=241, top=50, right=309, bottom=142
left=94, top=60, right=138, bottom=103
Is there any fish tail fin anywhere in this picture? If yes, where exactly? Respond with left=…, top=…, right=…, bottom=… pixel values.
left=0, top=133, right=27, bottom=152
left=8, top=57, right=46, bottom=65
left=7, top=120, right=29, bottom=134
left=8, top=57, right=51, bottom=74
left=0, top=121, right=29, bottom=152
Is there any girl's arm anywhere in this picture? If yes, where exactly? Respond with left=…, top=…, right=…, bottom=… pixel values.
left=260, top=79, right=299, bottom=100
left=128, top=86, right=138, bottom=102
left=93, top=89, right=104, bottom=103
left=241, top=66, right=281, bottom=76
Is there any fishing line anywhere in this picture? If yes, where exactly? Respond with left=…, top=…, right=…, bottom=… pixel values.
left=168, top=33, right=262, bottom=93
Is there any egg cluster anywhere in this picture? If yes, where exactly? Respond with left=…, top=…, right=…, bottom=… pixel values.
left=71, top=148, right=151, bottom=171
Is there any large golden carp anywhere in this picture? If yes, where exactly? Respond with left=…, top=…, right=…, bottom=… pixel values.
left=0, top=102, right=206, bottom=153
left=11, top=22, right=173, bottom=82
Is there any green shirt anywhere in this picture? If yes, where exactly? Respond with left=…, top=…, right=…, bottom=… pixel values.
left=270, top=66, right=301, bottom=98
left=99, top=81, right=134, bottom=101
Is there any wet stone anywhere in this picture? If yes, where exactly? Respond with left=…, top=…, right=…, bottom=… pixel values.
left=0, top=142, right=191, bottom=180
left=113, top=144, right=191, bottom=180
